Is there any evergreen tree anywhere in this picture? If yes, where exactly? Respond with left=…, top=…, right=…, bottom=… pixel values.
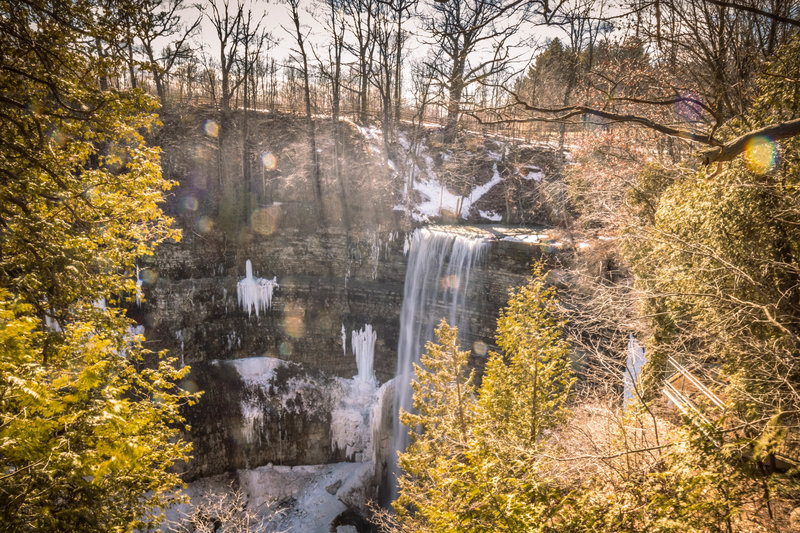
left=394, top=268, right=576, bottom=532
left=620, top=36, right=800, bottom=528
left=480, top=263, right=574, bottom=446
left=395, top=319, right=479, bottom=532
left=0, top=1, right=195, bottom=529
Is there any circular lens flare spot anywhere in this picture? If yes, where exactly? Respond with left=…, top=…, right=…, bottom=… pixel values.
left=282, top=303, right=306, bottom=339
left=204, top=120, right=219, bottom=138
left=251, top=206, right=282, bottom=236
left=50, top=129, right=67, bottom=147
left=182, top=195, right=199, bottom=212
left=196, top=216, right=214, bottom=233
left=261, top=151, right=277, bottom=170
left=473, top=340, right=488, bottom=356
left=279, top=341, right=293, bottom=356
left=675, top=92, right=702, bottom=122
left=744, top=136, right=777, bottom=174
left=141, top=269, right=158, bottom=284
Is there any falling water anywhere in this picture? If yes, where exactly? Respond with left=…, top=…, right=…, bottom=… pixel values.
left=389, top=227, right=488, bottom=501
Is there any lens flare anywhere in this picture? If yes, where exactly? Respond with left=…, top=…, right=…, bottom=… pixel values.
left=203, top=119, right=219, bottom=138
left=141, top=269, right=158, bottom=284
left=441, top=274, right=461, bottom=290
left=50, top=129, right=67, bottom=147
left=250, top=205, right=282, bottom=236
left=675, top=93, right=703, bottom=122
left=196, top=216, right=214, bottom=233
left=182, top=195, right=199, bottom=212
left=279, top=341, right=293, bottom=356
left=744, top=136, right=777, bottom=174
left=283, top=303, right=306, bottom=339
left=261, top=151, right=277, bottom=170
left=473, top=340, right=488, bottom=356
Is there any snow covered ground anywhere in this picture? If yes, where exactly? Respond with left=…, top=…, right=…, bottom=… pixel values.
left=392, top=131, right=509, bottom=223
left=171, top=343, right=392, bottom=532
left=161, top=461, right=373, bottom=533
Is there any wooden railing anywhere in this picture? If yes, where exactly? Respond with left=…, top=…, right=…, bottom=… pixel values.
left=662, top=357, right=798, bottom=471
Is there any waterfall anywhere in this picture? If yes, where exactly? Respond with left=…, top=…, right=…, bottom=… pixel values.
left=389, top=227, right=488, bottom=500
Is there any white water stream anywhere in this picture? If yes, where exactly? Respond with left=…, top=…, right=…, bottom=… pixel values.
left=389, top=227, right=488, bottom=500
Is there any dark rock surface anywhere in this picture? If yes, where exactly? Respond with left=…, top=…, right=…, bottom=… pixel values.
left=140, top=109, right=564, bottom=479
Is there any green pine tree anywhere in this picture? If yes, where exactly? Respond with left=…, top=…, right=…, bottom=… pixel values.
left=480, top=263, right=574, bottom=446
left=394, top=267, right=577, bottom=532
left=395, top=319, right=479, bottom=532
left=0, top=1, right=196, bottom=530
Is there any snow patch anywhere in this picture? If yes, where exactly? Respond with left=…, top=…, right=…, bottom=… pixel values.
left=214, top=357, right=287, bottom=444
left=228, top=356, right=286, bottom=386
left=523, top=166, right=543, bottom=182
left=162, top=462, right=375, bottom=533
left=479, top=210, right=502, bottom=221
left=411, top=162, right=504, bottom=221
left=501, top=233, right=551, bottom=244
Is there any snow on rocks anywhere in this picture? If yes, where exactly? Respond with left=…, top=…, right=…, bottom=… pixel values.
left=522, top=165, right=543, bottom=182
left=180, top=354, right=389, bottom=532
left=399, top=137, right=506, bottom=222
left=218, top=356, right=287, bottom=444
left=237, top=259, right=279, bottom=317
left=163, top=462, right=375, bottom=533
left=479, top=209, right=503, bottom=221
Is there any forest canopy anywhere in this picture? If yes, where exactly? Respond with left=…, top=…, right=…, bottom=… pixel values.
left=0, top=0, right=194, bottom=530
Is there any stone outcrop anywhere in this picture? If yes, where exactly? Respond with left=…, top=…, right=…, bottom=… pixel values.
left=139, top=109, right=563, bottom=481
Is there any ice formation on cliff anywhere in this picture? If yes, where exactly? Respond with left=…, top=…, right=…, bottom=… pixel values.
left=237, top=259, right=279, bottom=317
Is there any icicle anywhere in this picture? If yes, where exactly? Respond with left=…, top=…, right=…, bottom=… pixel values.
left=341, top=324, right=347, bottom=357
left=44, top=313, right=61, bottom=332
left=352, top=324, right=377, bottom=386
left=237, top=259, right=279, bottom=317
left=623, top=334, right=647, bottom=402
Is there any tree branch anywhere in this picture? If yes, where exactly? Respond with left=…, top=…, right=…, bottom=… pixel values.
left=702, top=0, right=800, bottom=28
left=700, top=117, right=800, bottom=164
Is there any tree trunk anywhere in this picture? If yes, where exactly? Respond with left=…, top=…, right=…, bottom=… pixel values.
left=359, top=59, right=369, bottom=123
left=394, top=22, right=403, bottom=122
left=242, top=47, right=251, bottom=223
left=444, top=55, right=464, bottom=144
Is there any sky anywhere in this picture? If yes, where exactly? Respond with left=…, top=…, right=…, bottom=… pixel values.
left=183, top=0, right=566, bottom=77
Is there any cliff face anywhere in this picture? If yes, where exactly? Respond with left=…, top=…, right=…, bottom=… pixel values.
left=139, top=109, right=562, bottom=480
left=139, top=228, right=407, bottom=383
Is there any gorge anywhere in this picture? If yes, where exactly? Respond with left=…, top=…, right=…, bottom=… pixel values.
left=135, top=110, right=565, bottom=531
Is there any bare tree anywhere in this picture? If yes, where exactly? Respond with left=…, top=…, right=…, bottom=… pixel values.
left=484, top=0, right=800, bottom=163
left=205, top=0, right=244, bottom=113
left=132, top=0, right=201, bottom=106
left=238, top=8, right=269, bottom=220
left=385, top=0, right=418, bottom=122
left=423, top=0, right=529, bottom=143
left=401, top=58, right=437, bottom=216
left=370, top=0, right=395, bottom=151
left=343, top=0, right=376, bottom=123
left=317, top=0, right=350, bottom=226
left=285, top=0, right=324, bottom=219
